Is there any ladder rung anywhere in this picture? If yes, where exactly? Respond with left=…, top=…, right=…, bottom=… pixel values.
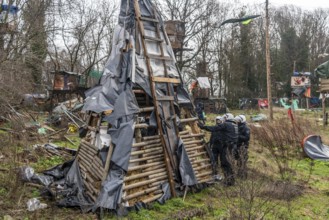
left=144, top=36, right=163, bottom=42
left=149, top=54, right=173, bottom=61
left=180, top=118, right=199, bottom=123
left=156, top=96, right=175, bottom=101
left=152, top=77, right=181, bottom=84
left=140, top=16, right=159, bottom=23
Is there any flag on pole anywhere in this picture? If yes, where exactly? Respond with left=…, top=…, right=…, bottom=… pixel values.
left=220, top=15, right=261, bottom=27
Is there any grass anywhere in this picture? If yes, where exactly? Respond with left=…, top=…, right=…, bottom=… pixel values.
left=1, top=108, right=329, bottom=219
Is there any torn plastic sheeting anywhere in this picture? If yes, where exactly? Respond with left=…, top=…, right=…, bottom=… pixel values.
left=108, top=118, right=135, bottom=172
left=118, top=0, right=135, bottom=28
left=27, top=198, right=47, bottom=212
left=119, top=0, right=158, bottom=31
left=102, top=25, right=129, bottom=79
left=43, top=159, right=74, bottom=180
left=93, top=163, right=125, bottom=211
left=57, top=160, right=93, bottom=211
left=83, top=88, right=113, bottom=113
left=149, top=110, right=157, bottom=128
left=103, top=87, right=139, bottom=124
left=20, top=166, right=54, bottom=187
left=157, top=182, right=171, bottom=205
left=120, top=50, right=133, bottom=83
left=134, top=69, right=151, bottom=96
left=177, top=138, right=198, bottom=186
left=177, top=84, right=193, bottom=106
left=303, top=135, right=329, bottom=160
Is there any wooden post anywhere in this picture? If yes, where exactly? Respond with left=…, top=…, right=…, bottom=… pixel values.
left=323, top=93, right=326, bottom=126
left=265, top=0, right=273, bottom=120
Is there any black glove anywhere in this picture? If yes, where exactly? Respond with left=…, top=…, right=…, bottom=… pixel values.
left=233, top=145, right=239, bottom=159
left=197, top=122, right=205, bottom=129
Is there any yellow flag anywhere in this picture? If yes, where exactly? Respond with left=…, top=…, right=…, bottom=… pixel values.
left=242, top=19, right=252, bottom=25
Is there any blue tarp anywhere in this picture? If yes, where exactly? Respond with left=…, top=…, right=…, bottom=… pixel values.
left=1, top=4, right=19, bottom=14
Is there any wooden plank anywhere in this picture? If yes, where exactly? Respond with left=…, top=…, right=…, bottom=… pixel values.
left=128, top=161, right=164, bottom=172
left=134, top=123, right=150, bottom=129
left=193, top=164, right=212, bottom=172
left=124, top=175, right=168, bottom=190
left=142, top=135, right=161, bottom=141
left=149, top=54, right=173, bottom=61
left=196, top=170, right=213, bottom=179
left=152, top=76, right=181, bottom=84
left=180, top=117, right=199, bottom=123
left=129, top=154, right=163, bottom=163
left=179, top=130, right=190, bottom=135
left=139, top=107, right=154, bottom=113
left=157, top=96, right=175, bottom=101
left=188, top=151, right=207, bottom=158
left=142, top=149, right=164, bottom=158
left=140, top=16, right=159, bottom=23
left=191, top=158, right=211, bottom=165
left=133, top=139, right=161, bottom=148
left=180, top=133, right=204, bottom=139
left=124, top=168, right=167, bottom=181
left=123, top=186, right=160, bottom=201
left=144, top=35, right=163, bottom=42
left=142, top=193, right=163, bottom=204
left=130, top=147, right=163, bottom=156
left=183, top=140, right=204, bottom=146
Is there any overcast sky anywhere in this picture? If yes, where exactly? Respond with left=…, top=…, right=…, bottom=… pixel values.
left=239, top=0, right=329, bottom=10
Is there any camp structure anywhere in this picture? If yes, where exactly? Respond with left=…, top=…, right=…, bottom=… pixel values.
left=54, top=0, right=214, bottom=213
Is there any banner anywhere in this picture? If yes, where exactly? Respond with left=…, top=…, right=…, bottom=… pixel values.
left=291, top=76, right=311, bottom=87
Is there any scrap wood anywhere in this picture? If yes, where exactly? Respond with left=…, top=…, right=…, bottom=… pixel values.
left=64, top=135, right=76, bottom=146
left=0, top=167, right=9, bottom=172
left=46, top=128, right=66, bottom=138
left=42, top=125, right=56, bottom=132
left=0, top=127, right=13, bottom=132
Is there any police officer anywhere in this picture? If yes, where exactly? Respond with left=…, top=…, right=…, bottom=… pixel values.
left=234, top=115, right=250, bottom=179
left=195, top=103, right=205, bottom=123
left=210, top=116, right=225, bottom=181
left=198, top=113, right=238, bottom=186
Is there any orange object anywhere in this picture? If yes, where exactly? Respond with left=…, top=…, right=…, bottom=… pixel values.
left=304, top=88, right=311, bottom=98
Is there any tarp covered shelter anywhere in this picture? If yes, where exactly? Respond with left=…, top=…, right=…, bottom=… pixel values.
left=39, top=0, right=214, bottom=214
left=315, top=60, right=329, bottom=78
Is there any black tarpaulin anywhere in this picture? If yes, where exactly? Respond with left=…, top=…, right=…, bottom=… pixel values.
left=83, top=88, right=113, bottom=113
left=176, top=84, right=192, bottom=106
left=104, top=88, right=139, bottom=124
left=108, top=118, right=135, bottom=172
left=57, top=160, right=93, bottom=211
left=303, top=135, right=329, bottom=160
left=43, top=159, right=74, bottom=180
left=177, top=138, right=198, bottom=186
left=157, top=182, right=171, bottom=204
left=93, top=163, right=125, bottom=210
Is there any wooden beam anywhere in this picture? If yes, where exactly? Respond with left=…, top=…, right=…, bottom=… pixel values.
left=152, top=76, right=181, bottom=84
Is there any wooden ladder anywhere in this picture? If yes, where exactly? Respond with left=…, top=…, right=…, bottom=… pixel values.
left=133, top=0, right=181, bottom=197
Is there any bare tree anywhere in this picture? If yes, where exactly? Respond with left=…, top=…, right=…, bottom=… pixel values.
left=47, top=0, right=118, bottom=77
